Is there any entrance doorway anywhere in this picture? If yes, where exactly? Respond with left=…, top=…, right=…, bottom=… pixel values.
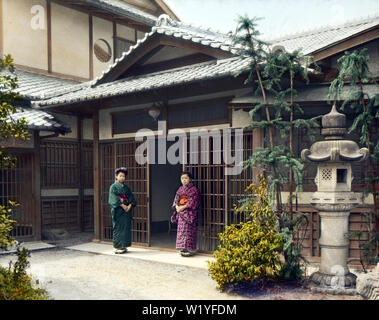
left=149, top=139, right=182, bottom=249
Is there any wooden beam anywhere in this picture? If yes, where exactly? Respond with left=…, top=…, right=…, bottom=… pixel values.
left=92, top=109, right=101, bottom=242
left=113, top=20, right=116, bottom=63
left=312, top=27, right=379, bottom=62
left=89, top=15, right=94, bottom=79
left=50, top=0, right=152, bottom=32
left=47, top=0, right=52, bottom=73
left=33, top=131, right=42, bottom=240
left=0, top=0, right=3, bottom=55
left=132, top=44, right=165, bottom=66
left=44, top=74, right=249, bottom=115
left=98, top=34, right=161, bottom=83
left=77, top=117, right=84, bottom=232
left=124, top=0, right=160, bottom=16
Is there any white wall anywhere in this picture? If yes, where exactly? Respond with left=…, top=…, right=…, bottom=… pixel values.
left=82, top=118, right=93, bottom=140
left=51, top=2, right=89, bottom=79
left=116, top=23, right=135, bottom=42
left=2, top=0, right=48, bottom=70
left=92, top=16, right=114, bottom=79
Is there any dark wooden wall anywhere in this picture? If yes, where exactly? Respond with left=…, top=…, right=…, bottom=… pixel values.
left=39, top=139, right=94, bottom=233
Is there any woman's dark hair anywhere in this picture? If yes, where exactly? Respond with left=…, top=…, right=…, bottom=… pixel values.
left=181, top=171, right=193, bottom=180
left=115, top=167, right=128, bottom=176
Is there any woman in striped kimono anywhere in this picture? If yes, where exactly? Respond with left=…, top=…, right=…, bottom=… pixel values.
left=171, top=172, right=200, bottom=257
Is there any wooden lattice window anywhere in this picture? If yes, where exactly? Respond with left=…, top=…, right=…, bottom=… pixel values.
left=41, top=141, right=80, bottom=188
left=81, top=141, right=94, bottom=188
left=0, top=153, right=35, bottom=239
left=41, top=198, right=79, bottom=231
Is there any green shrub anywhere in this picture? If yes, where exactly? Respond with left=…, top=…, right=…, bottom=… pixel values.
left=0, top=246, right=49, bottom=300
left=1, top=203, right=49, bottom=300
left=0, top=202, right=17, bottom=249
left=207, top=175, right=283, bottom=291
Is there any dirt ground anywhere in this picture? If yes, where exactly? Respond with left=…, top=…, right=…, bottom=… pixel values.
left=0, top=232, right=364, bottom=300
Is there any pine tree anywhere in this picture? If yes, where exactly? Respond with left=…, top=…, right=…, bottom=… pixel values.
left=328, top=48, right=379, bottom=264
left=233, top=16, right=320, bottom=279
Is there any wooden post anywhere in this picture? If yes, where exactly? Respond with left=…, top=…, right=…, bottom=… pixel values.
left=47, top=0, right=52, bottom=73
left=113, top=21, right=117, bottom=63
left=33, top=131, right=42, bottom=240
left=93, top=110, right=101, bottom=242
left=78, top=117, right=83, bottom=232
left=89, top=15, right=93, bottom=79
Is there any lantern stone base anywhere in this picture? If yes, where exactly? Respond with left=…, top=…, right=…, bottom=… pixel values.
left=310, top=271, right=357, bottom=287
left=308, top=271, right=358, bottom=295
left=308, top=197, right=360, bottom=294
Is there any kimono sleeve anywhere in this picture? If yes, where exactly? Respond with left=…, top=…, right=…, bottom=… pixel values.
left=125, top=185, right=137, bottom=207
left=172, top=191, right=180, bottom=209
left=108, top=184, right=121, bottom=209
left=186, top=186, right=200, bottom=211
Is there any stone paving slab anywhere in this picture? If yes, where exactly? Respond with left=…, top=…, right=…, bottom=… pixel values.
left=66, top=242, right=215, bottom=270
left=0, top=241, right=56, bottom=255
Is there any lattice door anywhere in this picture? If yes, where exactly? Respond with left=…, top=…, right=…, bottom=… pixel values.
left=183, top=130, right=255, bottom=252
left=100, top=140, right=150, bottom=245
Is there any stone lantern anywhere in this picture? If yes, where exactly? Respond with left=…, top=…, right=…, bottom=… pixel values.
left=301, top=103, right=368, bottom=289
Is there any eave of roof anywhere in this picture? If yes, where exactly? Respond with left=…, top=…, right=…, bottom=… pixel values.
left=230, top=83, right=379, bottom=105
left=36, top=56, right=252, bottom=107
left=268, top=14, right=379, bottom=56
left=65, top=0, right=158, bottom=26
left=0, top=69, right=86, bottom=101
left=8, top=108, right=71, bottom=134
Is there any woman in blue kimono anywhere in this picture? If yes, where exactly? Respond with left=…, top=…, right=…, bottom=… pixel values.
left=108, top=167, right=136, bottom=254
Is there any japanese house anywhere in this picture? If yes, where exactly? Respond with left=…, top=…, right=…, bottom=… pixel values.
left=1, top=3, right=378, bottom=262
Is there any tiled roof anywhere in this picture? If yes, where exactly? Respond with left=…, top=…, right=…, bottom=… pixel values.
left=92, top=14, right=238, bottom=85
left=37, top=56, right=251, bottom=107
left=0, top=69, right=84, bottom=100
left=268, top=15, right=379, bottom=55
left=36, top=14, right=379, bottom=108
left=23, top=14, right=378, bottom=109
left=8, top=108, right=71, bottom=134
left=0, top=70, right=78, bottom=133
left=91, top=14, right=379, bottom=86
left=78, top=0, right=158, bottom=26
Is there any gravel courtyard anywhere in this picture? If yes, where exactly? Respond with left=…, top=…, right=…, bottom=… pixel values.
left=0, top=244, right=364, bottom=300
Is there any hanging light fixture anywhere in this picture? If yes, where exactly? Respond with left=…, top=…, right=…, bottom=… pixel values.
left=148, top=103, right=161, bottom=121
